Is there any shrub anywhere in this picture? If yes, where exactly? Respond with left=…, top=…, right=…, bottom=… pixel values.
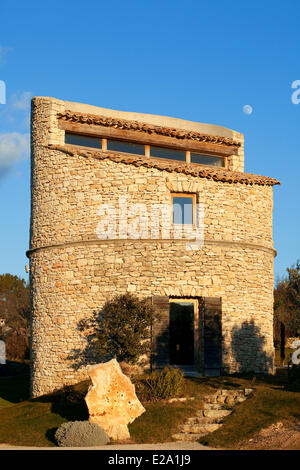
left=138, top=367, right=184, bottom=401
left=0, top=274, right=30, bottom=361
left=55, top=421, right=109, bottom=447
left=78, top=293, right=161, bottom=365
left=119, top=361, right=143, bottom=379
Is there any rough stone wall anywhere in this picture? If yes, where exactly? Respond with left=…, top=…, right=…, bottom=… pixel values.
left=29, top=97, right=275, bottom=397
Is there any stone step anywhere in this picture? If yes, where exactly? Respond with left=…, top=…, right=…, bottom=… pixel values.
left=219, top=389, right=245, bottom=395
left=186, top=416, right=222, bottom=425
left=172, top=388, right=253, bottom=443
left=203, top=409, right=232, bottom=419
left=179, top=423, right=222, bottom=433
left=205, top=394, right=245, bottom=406
left=216, top=389, right=252, bottom=404
left=172, top=433, right=206, bottom=441
left=196, top=409, right=232, bottom=419
left=203, top=403, right=225, bottom=410
left=205, top=395, right=225, bottom=404
left=223, top=396, right=246, bottom=406
left=235, top=396, right=247, bottom=403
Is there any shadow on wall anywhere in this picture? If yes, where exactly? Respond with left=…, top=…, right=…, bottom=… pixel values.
left=230, top=319, right=273, bottom=374
left=67, top=310, right=110, bottom=371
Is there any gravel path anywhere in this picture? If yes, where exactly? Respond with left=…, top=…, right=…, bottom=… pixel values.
left=236, top=422, right=300, bottom=450
left=0, top=441, right=214, bottom=450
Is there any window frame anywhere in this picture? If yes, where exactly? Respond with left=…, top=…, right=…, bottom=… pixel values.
left=64, top=132, right=102, bottom=150
left=171, top=192, right=197, bottom=227
left=190, top=152, right=225, bottom=168
left=149, top=145, right=187, bottom=163
left=64, top=130, right=228, bottom=168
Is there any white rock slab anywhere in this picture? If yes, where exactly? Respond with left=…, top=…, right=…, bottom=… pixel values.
left=85, top=359, right=145, bottom=441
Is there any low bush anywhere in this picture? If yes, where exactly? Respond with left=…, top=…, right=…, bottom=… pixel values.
left=119, top=361, right=143, bottom=379
left=55, top=421, right=109, bottom=447
left=135, top=367, right=184, bottom=401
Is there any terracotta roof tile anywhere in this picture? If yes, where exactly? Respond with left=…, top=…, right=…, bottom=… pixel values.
left=57, top=110, right=241, bottom=149
left=49, top=144, right=280, bottom=187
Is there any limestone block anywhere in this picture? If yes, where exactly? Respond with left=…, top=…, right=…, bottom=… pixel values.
left=85, top=359, right=145, bottom=440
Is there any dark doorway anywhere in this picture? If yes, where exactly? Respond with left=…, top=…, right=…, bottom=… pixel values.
left=169, top=300, right=196, bottom=365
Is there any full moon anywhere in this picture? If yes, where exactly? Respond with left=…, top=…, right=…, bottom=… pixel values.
left=243, top=105, right=253, bottom=115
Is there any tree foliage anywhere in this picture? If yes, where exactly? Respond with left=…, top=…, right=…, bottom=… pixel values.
left=0, top=273, right=30, bottom=360
left=79, top=293, right=160, bottom=365
left=274, top=260, right=300, bottom=343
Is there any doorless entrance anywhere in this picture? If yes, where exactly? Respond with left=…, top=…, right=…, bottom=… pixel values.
left=169, top=299, right=198, bottom=366
left=151, top=295, right=222, bottom=374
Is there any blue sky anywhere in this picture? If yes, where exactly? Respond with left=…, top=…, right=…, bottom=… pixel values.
left=0, top=0, right=299, bottom=283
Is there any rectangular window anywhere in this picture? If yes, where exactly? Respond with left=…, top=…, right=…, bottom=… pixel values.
left=150, top=146, right=186, bottom=162
left=107, top=139, right=145, bottom=155
left=171, top=193, right=196, bottom=225
left=64, top=132, right=227, bottom=167
left=65, top=132, right=102, bottom=149
left=190, top=152, right=224, bottom=167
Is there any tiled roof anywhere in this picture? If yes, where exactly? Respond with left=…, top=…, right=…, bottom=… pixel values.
left=57, top=110, right=241, bottom=149
left=49, top=144, right=280, bottom=187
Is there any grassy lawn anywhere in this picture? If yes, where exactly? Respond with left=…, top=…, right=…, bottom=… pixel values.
left=0, top=364, right=89, bottom=446
left=0, top=401, right=67, bottom=446
left=129, top=399, right=202, bottom=443
left=199, top=371, right=300, bottom=449
left=0, top=368, right=207, bottom=446
left=0, top=364, right=299, bottom=448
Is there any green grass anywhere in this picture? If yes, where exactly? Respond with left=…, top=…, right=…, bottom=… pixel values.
left=0, top=371, right=207, bottom=446
left=198, top=372, right=300, bottom=449
left=0, top=401, right=65, bottom=446
left=0, top=361, right=30, bottom=409
left=0, top=375, right=29, bottom=409
left=0, top=364, right=299, bottom=448
left=129, top=399, right=203, bottom=443
left=0, top=393, right=90, bottom=446
left=0, top=366, right=89, bottom=446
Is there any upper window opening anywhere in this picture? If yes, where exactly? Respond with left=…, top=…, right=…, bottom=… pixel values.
left=191, top=152, right=224, bottom=167
left=64, top=132, right=226, bottom=168
left=107, top=139, right=145, bottom=156
left=150, top=146, right=186, bottom=162
left=172, top=194, right=195, bottom=225
left=65, top=133, right=101, bottom=149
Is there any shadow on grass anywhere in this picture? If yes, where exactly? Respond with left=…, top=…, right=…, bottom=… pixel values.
left=184, top=368, right=300, bottom=397
left=34, top=380, right=90, bottom=422
left=0, top=362, right=30, bottom=405
left=45, top=427, right=57, bottom=446
left=50, top=400, right=89, bottom=421
left=0, top=360, right=30, bottom=377
left=231, top=369, right=300, bottom=393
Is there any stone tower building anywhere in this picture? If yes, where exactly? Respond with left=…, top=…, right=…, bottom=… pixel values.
left=28, top=97, right=279, bottom=397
